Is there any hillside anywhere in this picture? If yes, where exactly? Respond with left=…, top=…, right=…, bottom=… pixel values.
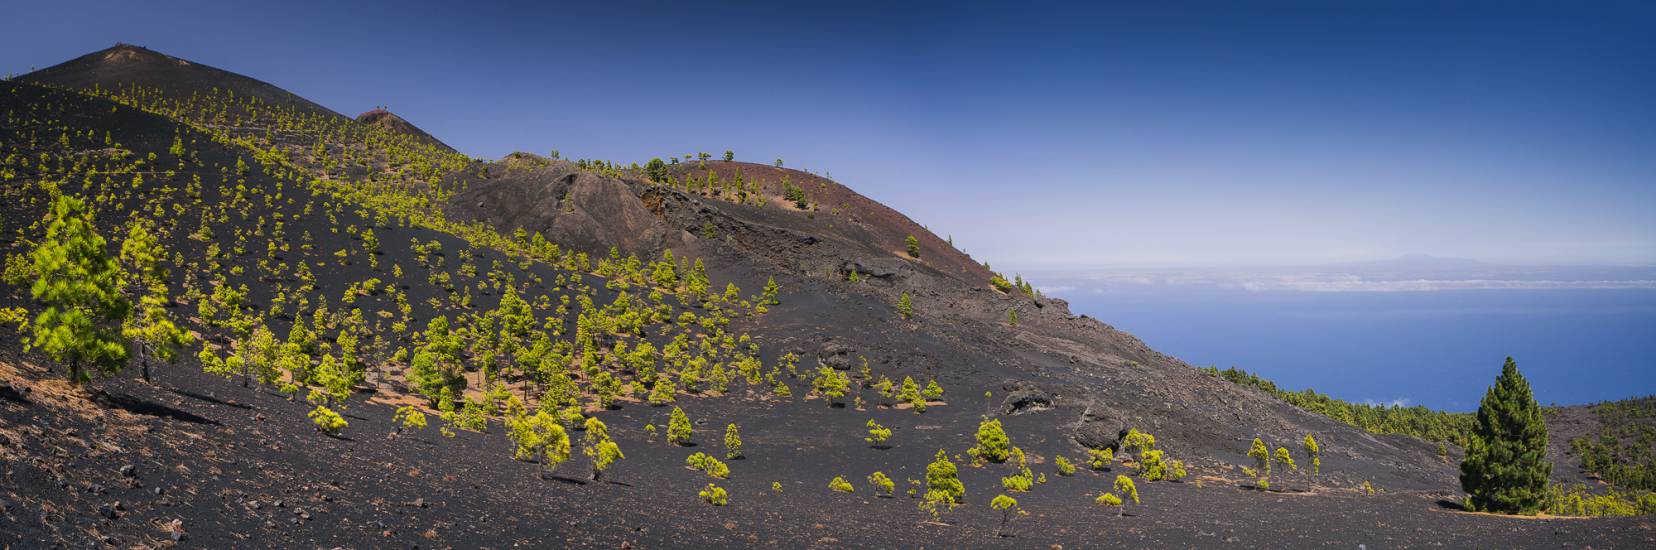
left=2, top=46, right=1651, bottom=548
left=20, top=43, right=342, bottom=120
left=356, top=108, right=453, bottom=152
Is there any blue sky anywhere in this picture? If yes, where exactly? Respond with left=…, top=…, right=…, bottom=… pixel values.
left=5, top=0, right=1655, bottom=270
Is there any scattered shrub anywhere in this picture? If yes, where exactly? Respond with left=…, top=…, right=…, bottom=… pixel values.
left=724, top=423, right=743, bottom=459
left=1055, top=456, right=1077, bottom=476
left=668, top=407, right=693, bottom=445
left=699, top=483, right=728, bottom=506
left=866, top=419, right=892, bottom=448
left=868, top=471, right=895, bottom=497
left=970, top=417, right=1012, bottom=463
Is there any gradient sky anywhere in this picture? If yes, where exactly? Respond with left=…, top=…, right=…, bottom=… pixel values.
left=5, top=0, right=1654, bottom=271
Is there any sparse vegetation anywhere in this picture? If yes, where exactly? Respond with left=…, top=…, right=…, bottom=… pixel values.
left=922, top=449, right=964, bottom=520
left=970, top=417, right=1012, bottom=463
left=699, top=483, right=728, bottom=506
left=724, top=423, right=743, bottom=459
left=865, top=419, right=892, bottom=448
left=868, top=471, right=895, bottom=497
left=990, top=494, right=1024, bottom=536
left=1205, top=366, right=1472, bottom=446
left=668, top=406, right=693, bottom=446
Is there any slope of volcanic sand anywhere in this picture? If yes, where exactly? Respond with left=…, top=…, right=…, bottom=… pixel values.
left=21, top=43, right=343, bottom=120
left=356, top=108, right=454, bottom=152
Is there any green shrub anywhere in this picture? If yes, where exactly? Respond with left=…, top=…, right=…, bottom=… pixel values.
left=1087, top=448, right=1115, bottom=470
left=668, top=406, right=693, bottom=445
left=699, top=483, right=728, bottom=506
left=829, top=475, right=855, bottom=493
left=309, top=405, right=347, bottom=436
left=865, top=419, right=892, bottom=447
left=724, top=423, right=743, bottom=459
left=868, top=471, right=895, bottom=496
left=970, top=417, right=1012, bottom=463
left=1055, top=456, right=1077, bottom=476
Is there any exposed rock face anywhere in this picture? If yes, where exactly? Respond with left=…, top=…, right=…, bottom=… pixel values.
left=1001, top=386, right=1056, bottom=416
left=444, top=155, right=693, bottom=256
left=817, top=340, right=856, bottom=371
left=1071, top=399, right=1130, bottom=450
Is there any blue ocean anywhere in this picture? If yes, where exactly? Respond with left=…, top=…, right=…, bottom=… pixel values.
left=1051, top=284, right=1656, bottom=411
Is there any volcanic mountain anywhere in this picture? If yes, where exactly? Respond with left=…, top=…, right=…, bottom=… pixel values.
left=357, top=107, right=454, bottom=152
left=0, top=45, right=1649, bottom=548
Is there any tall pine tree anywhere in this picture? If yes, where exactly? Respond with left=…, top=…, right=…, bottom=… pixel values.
left=27, top=195, right=131, bottom=384
left=1459, top=357, right=1550, bottom=514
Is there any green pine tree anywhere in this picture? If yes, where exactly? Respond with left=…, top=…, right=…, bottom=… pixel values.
left=1459, top=357, right=1551, bottom=515
left=27, top=195, right=131, bottom=385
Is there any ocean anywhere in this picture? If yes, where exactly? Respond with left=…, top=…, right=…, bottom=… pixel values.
left=1047, top=282, right=1656, bottom=411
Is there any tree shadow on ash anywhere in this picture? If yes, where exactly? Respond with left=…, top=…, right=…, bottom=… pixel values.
left=541, top=475, right=589, bottom=486
left=167, top=388, right=254, bottom=410
left=0, top=384, right=30, bottom=406
left=94, top=391, right=219, bottom=425
left=1435, top=499, right=1469, bottom=511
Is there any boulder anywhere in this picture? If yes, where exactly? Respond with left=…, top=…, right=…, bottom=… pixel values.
left=817, top=340, right=855, bottom=370
left=1001, top=388, right=1056, bottom=415
left=1070, top=399, right=1129, bottom=450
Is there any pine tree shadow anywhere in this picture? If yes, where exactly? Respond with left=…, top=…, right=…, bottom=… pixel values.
left=0, top=384, right=29, bottom=406
left=1435, top=499, right=1469, bottom=511
left=167, top=388, right=254, bottom=410
left=543, top=474, right=589, bottom=485
left=94, top=391, right=219, bottom=425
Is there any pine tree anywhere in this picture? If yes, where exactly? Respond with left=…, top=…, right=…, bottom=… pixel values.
left=119, top=223, right=191, bottom=383
left=27, top=195, right=131, bottom=385
left=905, top=235, right=920, bottom=259
left=898, top=375, right=925, bottom=412
left=811, top=366, right=849, bottom=406
left=897, top=292, right=912, bottom=320
left=1245, top=437, right=1271, bottom=490
left=1113, top=475, right=1139, bottom=517
left=724, top=423, right=743, bottom=459
left=868, top=471, right=896, bottom=496
left=970, top=417, right=1012, bottom=463
left=668, top=406, right=693, bottom=445
left=865, top=419, right=892, bottom=448
left=1302, top=434, right=1321, bottom=491
left=582, top=417, right=624, bottom=481
left=409, top=316, right=466, bottom=406
left=922, top=449, right=964, bottom=519
left=760, top=276, right=780, bottom=305
left=1460, top=357, right=1551, bottom=514
left=990, top=494, right=1022, bottom=536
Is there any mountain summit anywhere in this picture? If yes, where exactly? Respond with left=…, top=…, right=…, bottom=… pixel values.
left=21, top=43, right=342, bottom=119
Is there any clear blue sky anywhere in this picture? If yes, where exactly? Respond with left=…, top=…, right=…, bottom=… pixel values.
left=6, top=0, right=1654, bottom=270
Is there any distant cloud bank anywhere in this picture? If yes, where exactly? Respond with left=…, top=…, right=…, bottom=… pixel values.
left=1235, top=277, right=1656, bottom=293
left=1030, top=256, right=1656, bottom=294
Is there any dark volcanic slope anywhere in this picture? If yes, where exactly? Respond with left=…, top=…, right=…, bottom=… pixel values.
left=3, top=45, right=1649, bottom=549
left=21, top=43, right=343, bottom=120
left=357, top=108, right=455, bottom=152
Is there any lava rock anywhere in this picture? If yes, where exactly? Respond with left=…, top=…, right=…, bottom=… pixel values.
left=1001, top=388, right=1056, bottom=415
left=817, top=340, right=855, bottom=370
left=1070, top=399, right=1129, bottom=450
